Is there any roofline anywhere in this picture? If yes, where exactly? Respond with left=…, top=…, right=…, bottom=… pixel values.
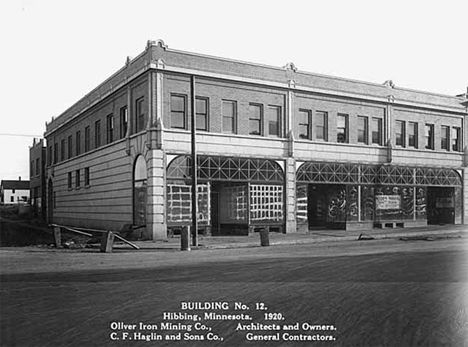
left=45, top=40, right=467, bottom=137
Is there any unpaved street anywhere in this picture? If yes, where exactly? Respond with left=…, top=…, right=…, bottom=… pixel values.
left=1, top=238, right=468, bottom=347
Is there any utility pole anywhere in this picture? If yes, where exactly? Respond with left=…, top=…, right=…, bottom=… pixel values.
left=190, top=75, right=198, bottom=247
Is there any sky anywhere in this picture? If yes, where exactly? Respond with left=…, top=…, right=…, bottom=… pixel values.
left=0, top=0, right=467, bottom=182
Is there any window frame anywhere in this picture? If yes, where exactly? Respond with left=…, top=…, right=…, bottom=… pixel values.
left=298, top=109, right=311, bottom=140
left=120, top=106, right=128, bottom=139
left=267, top=105, right=281, bottom=137
left=75, top=131, right=81, bottom=156
left=315, top=111, right=328, bottom=141
left=170, top=94, right=187, bottom=130
left=135, top=97, right=145, bottom=133
left=357, top=116, right=368, bottom=144
left=84, top=126, right=90, bottom=152
left=452, top=127, right=461, bottom=152
left=395, top=120, right=406, bottom=147
left=195, top=97, right=209, bottom=131
left=371, top=117, right=383, bottom=145
left=222, top=100, right=237, bottom=134
left=408, top=122, right=418, bottom=148
left=336, top=113, right=348, bottom=143
left=425, top=124, right=434, bottom=150
left=68, top=135, right=73, bottom=159
left=107, top=114, right=114, bottom=144
left=440, top=125, right=450, bottom=151
left=249, top=103, right=263, bottom=136
left=95, top=120, right=101, bottom=148
left=75, top=169, right=80, bottom=188
left=84, top=167, right=90, bottom=187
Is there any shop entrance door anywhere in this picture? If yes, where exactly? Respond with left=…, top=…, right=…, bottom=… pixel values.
left=427, top=187, right=455, bottom=225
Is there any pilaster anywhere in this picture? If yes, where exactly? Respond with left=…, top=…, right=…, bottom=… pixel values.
left=146, top=149, right=167, bottom=240
left=285, top=157, right=297, bottom=233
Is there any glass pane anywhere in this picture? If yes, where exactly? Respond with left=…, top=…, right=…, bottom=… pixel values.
left=223, top=116, right=234, bottom=133
left=249, top=104, right=261, bottom=120
left=196, top=114, right=206, bottom=131
left=171, top=96, right=185, bottom=112
left=134, top=156, right=147, bottom=181
left=249, top=119, right=261, bottom=135
left=196, top=99, right=206, bottom=114
left=171, top=112, right=184, bottom=128
left=298, top=110, right=309, bottom=125
left=223, top=101, right=234, bottom=117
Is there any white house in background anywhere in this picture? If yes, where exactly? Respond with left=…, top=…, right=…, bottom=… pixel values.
left=0, top=178, right=30, bottom=204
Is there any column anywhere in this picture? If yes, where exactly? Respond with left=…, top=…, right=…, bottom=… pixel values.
left=285, top=157, right=297, bottom=233
left=146, top=150, right=167, bottom=240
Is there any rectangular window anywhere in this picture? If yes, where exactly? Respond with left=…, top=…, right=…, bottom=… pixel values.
left=68, top=135, right=72, bottom=159
left=95, top=120, right=101, bottom=148
left=222, top=100, right=236, bottom=134
left=358, top=116, right=368, bottom=144
left=249, top=104, right=262, bottom=135
left=408, top=122, right=418, bottom=148
left=36, top=158, right=40, bottom=176
left=170, top=95, right=186, bottom=129
left=441, top=126, right=450, bottom=151
left=107, top=114, right=114, bottom=144
left=68, top=172, right=72, bottom=189
left=30, top=161, right=34, bottom=177
left=76, top=131, right=81, bottom=156
left=316, top=111, right=328, bottom=141
left=452, top=127, right=461, bottom=151
left=47, top=146, right=52, bottom=166
left=135, top=97, right=145, bottom=133
left=267, top=106, right=281, bottom=137
left=298, top=109, right=311, bottom=139
left=120, top=106, right=128, bottom=139
left=425, top=124, right=434, bottom=150
left=85, top=126, right=90, bottom=152
left=84, top=167, right=90, bottom=186
left=53, top=142, right=58, bottom=164
left=395, top=121, right=405, bottom=147
left=337, top=114, right=348, bottom=143
left=371, top=118, right=382, bottom=145
left=195, top=97, right=208, bottom=131
left=75, top=169, right=80, bottom=188
left=60, top=139, right=65, bottom=161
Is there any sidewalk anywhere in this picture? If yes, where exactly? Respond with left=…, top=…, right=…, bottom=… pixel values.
left=112, top=224, right=467, bottom=251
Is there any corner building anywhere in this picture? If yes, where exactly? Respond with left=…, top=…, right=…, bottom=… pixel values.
left=44, top=40, right=468, bottom=240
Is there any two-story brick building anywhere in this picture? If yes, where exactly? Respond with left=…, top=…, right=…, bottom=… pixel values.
left=43, top=40, right=468, bottom=239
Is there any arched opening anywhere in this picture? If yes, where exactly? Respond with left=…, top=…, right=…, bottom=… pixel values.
left=133, top=155, right=148, bottom=226
left=47, top=178, right=53, bottom=224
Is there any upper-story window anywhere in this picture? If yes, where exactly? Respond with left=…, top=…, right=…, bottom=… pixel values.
left=60, top=139, right=65, bottom=161
left=298, top=109, right=311, bottom=140
left=68, top=135, right=72, bottom=159
left=441, top=125, right=450, bottom=151
left=408, top=122, right=418, bottom=148
left=107, top=114, right=114, bottom=144
left=76, top=131, right=81, bottom=156
left=196, top=97, right=208, bottom=131
left=84, top=167, right=90, bottom=186
left=136, top=97, right=145, bottom=133
left=170, top=94, right=186, bottom=129
left=222, top=100, right=236, bottom=134
left=53, top=142, right=58, bottom=164
left=371, top=118, right=382, bottom=145
left=85, top=126, right=90, bottom=152
left=36, top=158, right=40, bottom=176
left=337, top=114, right=348, bottom=143
left=452, top=127, right=461, bottom=152
left=68, top=172, right=72, bottom=189
left=120, top=106, right=128, bottom=139
left=267, top=106, right=281, bottom=137
left=425, top=124, right=434, bottom=150
left=75, top=169, right=80, bottom=188
left=395, top=121, right=405, bottom=147
left=95, top=120, right=101, bottom=148
left=316, top=111, right=328, bottom=141
left=358, top=116, right=368, bottom=144
left=249, top=104, right=262, bottom=136
left=30, top=161, right=34, bottom=177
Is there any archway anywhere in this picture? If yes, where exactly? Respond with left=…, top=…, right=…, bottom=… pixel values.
left=133, top=155, right=148, bottom=226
